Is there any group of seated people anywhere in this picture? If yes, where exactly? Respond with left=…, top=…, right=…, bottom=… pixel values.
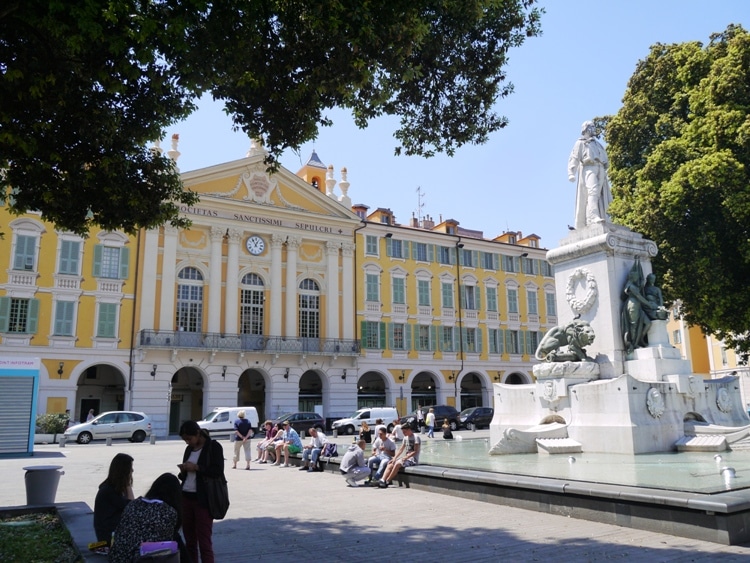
left=253, top=419, right=335, bottom=470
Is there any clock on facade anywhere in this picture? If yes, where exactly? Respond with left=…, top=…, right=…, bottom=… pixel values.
left=246, top=235, right=265, bottom=255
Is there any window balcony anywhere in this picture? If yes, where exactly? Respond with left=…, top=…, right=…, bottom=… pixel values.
left=138, top=330, right=360, bottom=356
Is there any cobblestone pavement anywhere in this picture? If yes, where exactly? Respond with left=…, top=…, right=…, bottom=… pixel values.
left=3, top=435, right=750, bottom=562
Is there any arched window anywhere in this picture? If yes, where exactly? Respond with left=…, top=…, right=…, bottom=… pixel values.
left=176, top=267, right=203, bottom=332
left=240, top=273, right=265, bottom=335
left=298, top=278, right=320, bottom=339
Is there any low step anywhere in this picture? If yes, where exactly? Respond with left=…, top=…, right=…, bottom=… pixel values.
left=675, top=435, right=728, bottom=452
left=536, top=437, right=582, bottom=454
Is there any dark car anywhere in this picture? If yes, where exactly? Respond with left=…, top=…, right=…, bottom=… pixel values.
left=271, top=412, right=325, bottom=435
left=459, top=407, right=494, bottom=429
left=400, top=405, right=460, bottom=431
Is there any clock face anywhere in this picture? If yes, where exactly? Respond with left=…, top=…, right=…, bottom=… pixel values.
left=246, top=235, right=265, bottom=255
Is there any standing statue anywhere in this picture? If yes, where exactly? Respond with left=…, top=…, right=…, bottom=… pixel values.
left=568, top=120, right=613, bottom=229
left=620, top=259, right=651, bottom=354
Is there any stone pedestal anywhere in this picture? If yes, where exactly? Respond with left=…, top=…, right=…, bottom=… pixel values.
left=546, top=222, right=658, bottom=378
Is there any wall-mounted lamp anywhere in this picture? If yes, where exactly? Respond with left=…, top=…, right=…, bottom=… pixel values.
left=341, top=369, right=347, bottom=381
left=399, top=370, right=405, bottom=381
left=284, top=368, right=290, bottom=380
left=448, top=371, right=455, bottom=381
left=520, top=252, right=529, bottom=258
left=494, top=373, right=502, bottom=382
left=57, top=362, right=64, bottom=378
left=457, top=243, right=464, bottom=249
left=150, top=364, right=157, bottom=378
left=221, top=365, right=227, bottom=379
left=384, top=232, right=393, bottom=239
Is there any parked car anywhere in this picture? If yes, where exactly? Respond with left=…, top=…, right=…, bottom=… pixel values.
left=459, top=407, right=494, bottom=429
left=271, top=412, right=325, bottom=435
left=332, top=407, right=399, bottom=435
left=64, top=411, right=152, bottom=444
left=400, top=405, right=460, bottom=431
left=198, top=406, right=260, bottom=437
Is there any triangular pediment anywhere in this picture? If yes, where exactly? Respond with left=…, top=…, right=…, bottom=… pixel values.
left=181, top=154, right=359, bottom=223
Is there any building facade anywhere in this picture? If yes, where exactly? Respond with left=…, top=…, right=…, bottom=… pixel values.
left=1, top=144, right=554, bottom=435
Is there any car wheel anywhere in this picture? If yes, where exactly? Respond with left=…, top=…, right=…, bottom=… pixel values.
left=132, top=430, right=146, bottom=443
left=450, top=421, right=458, bottom=431
left=345, top=425, right=355, bottom=435
left=77, top=432, right=93, bottom=444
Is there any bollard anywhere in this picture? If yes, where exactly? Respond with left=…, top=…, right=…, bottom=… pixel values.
left=58, top=435, right=66, bottom=448
left=106, top=436, right=112, bottom=446
left=300, top=430, right=305, bottom=439
left=472, top=423, right=477, bottom=432
left=150, top=434, right=157, bottom=445
left=333, top=429, right=338, bottom=438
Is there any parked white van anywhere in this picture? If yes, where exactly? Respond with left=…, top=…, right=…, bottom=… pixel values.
left=197, top=407, right=259, bottom=438
left=331, top=407, right=399, bottom=435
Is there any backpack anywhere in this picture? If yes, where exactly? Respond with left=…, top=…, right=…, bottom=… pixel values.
left=321, top=443, right=338, bottom=457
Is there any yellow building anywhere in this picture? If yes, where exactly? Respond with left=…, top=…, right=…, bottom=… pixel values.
left=0, top=209, right=137, bottom=423
left=353, top=206, right=554, bottom=416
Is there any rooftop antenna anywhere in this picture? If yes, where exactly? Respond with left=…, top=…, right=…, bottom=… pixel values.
left=415, top=186, right=425, bottom=224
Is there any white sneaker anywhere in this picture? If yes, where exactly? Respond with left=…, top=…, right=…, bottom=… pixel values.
left=345, top=478, right=357, bottom=487
left=271, top=462, right=280, bottom=466
left=283, top=463, right=291, bottom=467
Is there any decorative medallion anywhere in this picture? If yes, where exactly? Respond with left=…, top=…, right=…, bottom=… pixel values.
left=716, top=387, right=732, bottom=413
left=543, top=380, right=556, bottom=401
left=646, top=387, right=665, bottom=419
left=565, top=268, right=598, bottom=314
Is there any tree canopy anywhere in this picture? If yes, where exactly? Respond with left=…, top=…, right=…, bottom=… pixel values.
left=0, top=0, right=542, bottom=234
left=604, top=24, right=750, bottom=358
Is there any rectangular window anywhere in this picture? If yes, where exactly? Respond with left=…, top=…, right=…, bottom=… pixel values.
left=363, top=321, right=383, bottom=349
left=529, top=331, right=540, bottom=354
left=465, top=327, right=477, bottom=353
left=366, top=273, right=379, bottom=302
left=417, top=325, right=431, bottom=351
left=441, top=327, right=454, bottom=352
left=392, top=323, right=405, bottom=350
left=441, top=282, right=454, bottom=309
left=483, top=252, right=496, bottom=270
left=486, top=287, right=498, bottom=312
left=507, top=288, right=519, bottom=314
left=13, top=234, right=36, bottom=271
left=298, top=294, right=320, bottom=338
left=464, top=286, right=477, bottom=310
left=527, top=289, right=538, bottom=315
left=417, top=280, right=430, bottom=307
left=507, top=330, right=520, bottom=354
left=54, top=301, right=76, bottom=336
left=542, top=261, right=554, bottom=277
left=460, top=248, right=473, bottom=267
left=392, top=277, right=405, bottom=304
left=489, top=329, right=503, bottom=354
left=240, top=289, right=264, bottom=335
left=523, top=258, right=538, bottom=275
left=58, top=240, right=81, bottom=275
left=97, top=303, right=118, bottom=338
left=390, top=239, right=403, bottom=258
left=93, top=245, right=130, bottom=279
left=545, top=292, right=557, bottom=317
left=503, top=255, right=517, bottom=273
left=0, top=297, right=39, bottom=334
left=414, top=242, right=428, bottom=262
left=365, top=235, right=378, bottom=256
left=438, top=246, right=452, bottom=265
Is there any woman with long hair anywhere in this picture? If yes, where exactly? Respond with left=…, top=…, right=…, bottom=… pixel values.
left=93, top=453, right=134, bottom=545
left=359, top=421, right=372, bottom=444
left=178, top=420, right=225, bottom=563
left=109, top=472, right=183, bottom=563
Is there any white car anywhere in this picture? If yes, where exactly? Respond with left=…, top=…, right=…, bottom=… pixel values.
left=64, top=411, right=152, bottom=444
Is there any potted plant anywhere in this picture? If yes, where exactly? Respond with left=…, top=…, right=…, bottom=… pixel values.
left=35, top=413, right=67, bottom=444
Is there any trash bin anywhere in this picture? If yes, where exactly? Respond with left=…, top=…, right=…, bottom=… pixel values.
left=23, top=465, right=64, bottom=505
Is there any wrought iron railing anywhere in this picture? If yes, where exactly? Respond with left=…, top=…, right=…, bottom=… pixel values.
left=138, top=330, right=360, bottom=356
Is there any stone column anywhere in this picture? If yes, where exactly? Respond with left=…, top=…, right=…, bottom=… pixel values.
left=326, top=241, right=340, bottom=339
left=139, top=228, right=160, bottom=330
left=284, top=236, right=300, bottom=338
left=269, top=234, right=284, bottom=336
left=341, top=242, right=355, bottom=340
left=207, top=226, right=224, bottom=333
left=224, top=229, right=242, bottom=334
left=159, top=225, right=179, bottom=330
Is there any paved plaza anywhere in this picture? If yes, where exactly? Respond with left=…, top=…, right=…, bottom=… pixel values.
left=3, top=433, right=750, bottom=562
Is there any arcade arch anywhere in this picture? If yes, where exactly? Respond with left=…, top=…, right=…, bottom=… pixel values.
left=411, top=371, right=438, bottom=411
left=357, top=371, right=387, bottom=409
left=168, top=367, right=205, bottom=434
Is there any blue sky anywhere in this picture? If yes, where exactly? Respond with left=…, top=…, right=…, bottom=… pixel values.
left=173, top=1, right=748, bottom=249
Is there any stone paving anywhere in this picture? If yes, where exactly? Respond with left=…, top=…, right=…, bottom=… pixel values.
left=3, top=433, right=750, bottom=562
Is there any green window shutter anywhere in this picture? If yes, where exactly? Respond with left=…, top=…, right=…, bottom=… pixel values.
left=476, top=327, right=483, bottom=353
left=360, top=320, right=367, bottom=346
left=119, top=247, right=130, bottom=279
left=405, top=323, right=412, bottom=350
left=93, top=244, right=103, bottom=277
left=379, top=322, right=386, bottom=350
left=98, top=303, right=117, bottom=337
left=494, top=254, right=500, bottom=270
left=26, top=299, right=39, bottom=334
left=385, top=238, right=392, bottom=257
left=387, top=323, right=394, bottom=349
left=54, top=301, right=75, bottom=335
left=430, top=325, right=438, bottom=351
left=473, top=251, right=479, bottom=267
left=428, top=244, right=434, bottom=262
left=0, top=296, right=10, bottom=332
left=450, top=247, right=456, bottom=265
left=460, top=285, right=466, bottom=309
left=476, top=286, right=481, bottom=311
left=411, top=242, right=417, bottom=260
left=453, top=327, right=460, bottom=352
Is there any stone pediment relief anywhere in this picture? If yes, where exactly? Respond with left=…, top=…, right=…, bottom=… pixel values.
left=205, top=163, right=305, bottom=212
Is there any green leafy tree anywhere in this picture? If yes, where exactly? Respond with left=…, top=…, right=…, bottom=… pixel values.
left=604, top=24, right=750, bottom=358
left=1, top=0, right=542, bottom=234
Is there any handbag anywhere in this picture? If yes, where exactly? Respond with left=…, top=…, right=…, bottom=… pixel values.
left=203, top=441, right=230, bottom=520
